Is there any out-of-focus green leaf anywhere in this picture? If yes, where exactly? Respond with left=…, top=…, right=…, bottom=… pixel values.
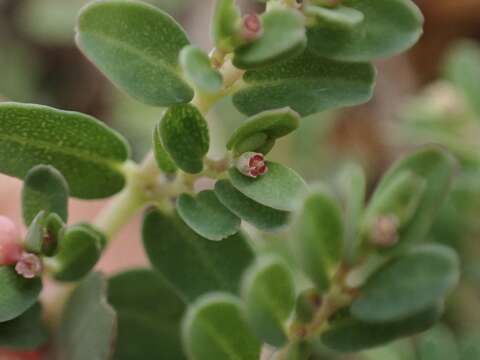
left=58, top=273, right=116, bottom=360
left=233, top=51, right=375, bottom=117
left=142, top=209, right=253, bottom=301
left=182, top=293, right=261, bottom=360
left=177, top=190, right=241, bottom=241
left=0, top=102, right=130, bottom=199
left=180, top=46, right=223, bottom=93
left=229, top=162, right=308, bottom=211
left=108, top=269, right=187, bottom=360
left=351, top=244, right=459, bottom=323
left=211, top=0, right=242, bottom=53
left=76, top=0, right=194, bottom=106
left=417, top=325, right=459, bottom=360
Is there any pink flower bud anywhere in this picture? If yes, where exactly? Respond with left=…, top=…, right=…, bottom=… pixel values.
left=242, top=14, right=262, bottom=42
left=235, top=152, right=268, bottom=178
left=371, top=215, right=399, bottom=247
left=15, top=253, right=43, bottom=279
left=0, top=216, right=22, bottom=265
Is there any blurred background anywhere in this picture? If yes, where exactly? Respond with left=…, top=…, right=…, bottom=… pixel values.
left=1, top=0, right=480, bottom=358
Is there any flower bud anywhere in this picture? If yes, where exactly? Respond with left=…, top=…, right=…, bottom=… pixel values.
left=371, top=215, right=399, bottom=247
left=235, top=152, right=268, bottom=178
left=0, top=216, right=23, bottom=265
left=241, top=14, right=262, bottom=42
left=15, top=252, right=43, bottom=279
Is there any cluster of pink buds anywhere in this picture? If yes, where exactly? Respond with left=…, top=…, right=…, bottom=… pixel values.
left=241, top=14, right=263, bottom=42
left=370, top=215, right=400, bottom=247
left=0, top=216, right=42, bottom=279
left=235, top=152, right=268, bottom=179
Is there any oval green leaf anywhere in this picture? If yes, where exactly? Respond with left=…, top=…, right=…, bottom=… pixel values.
left=233, top=8, right=307, bottom=69
left=227, top=107, right=300, bottom=155
left=214, top=180, right=290, bottom=231
left=351, top=244, right=460, bottom=323
left=153, top=119, right=178, bottom=174
left=307, top=0, right=424, bottom=62
left=241, top=256, right=295, bottom=347
left=142, top=208, right=254, bottom=301
left=76, top=0, right=193, bottom=106
left=182, top=293, right=261, bottom=360
left=160, top=104, right=210, bottom=174
left=0, top=102, right=130, bottom=199
left=291, top=187, right=344, bottom=291
left=22, top=165, right=69, bottom=226
left=108, top=269, right=187, bottom=360
left=0, top=267, right=42, bottom=323
left=229, top=161, right=308, bottom=211
left=233, top=51, right=375, bottom=117
left=180, top=45, right=223, bottom=93
left=177, top=190, right=241, bottom=241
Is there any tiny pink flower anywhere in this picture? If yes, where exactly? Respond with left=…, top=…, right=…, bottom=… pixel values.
left=236, top=152, right=268, bottom=178
left=242, top=14, right=262, bottom=42
left=0, top=216, right=23, bottom=265
left=15, top=253, right=43, bottom=279
left=371, top=215, right=399, bottom=247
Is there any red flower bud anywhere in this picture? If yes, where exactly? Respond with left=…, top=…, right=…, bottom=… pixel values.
left=15, top=253, right=43, bottom=279
left=0, top=216, right=22, bottom=265
left=371, top=215, right=399, bottom=247
left=235, top=152, right=268, bottom=178
left=242, top=14, right=262, bottom=42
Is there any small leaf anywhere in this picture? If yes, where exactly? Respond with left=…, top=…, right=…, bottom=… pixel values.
left=304, top=4, right=364, bottom=29
left=24, top=211, right=65, bottom=256
left=0, top=266, right=42, bottom=323
left=214, top=180, right=290, bottom=231
left=142, top=209, right=254, bottom=301
left=227, top=108, right=300, bottom=155
left=0, top=102, right=130, bottom=199
left=108, top=269, right=187, bottom=360
left=417, top=325, right=459, bottom=360
left=58, top=272, right=116, bottom=360
left=351, top=244, right=459, bottom=323
left=177, top=190, right=241, bottom=241
left=22, top=165, right=69, bottom=226
left=160, top=104, right=209, bottom=174
left=153, top=120, right=178, bottom=174
left=182, top=293, right=261, bottom=360
left=211, top=0, right=242, bottom=53
left=241, top=256, right=295, bottom=347
left=307, top=0, right=424, bottom=62
left=53, top=224, right=103, bottom=282
left=321, top=303, right=443, bottom=353
left=180, top=45, right=223, bottom=93
left=229, top=161, right=308, bottom=211
left=233, top=8, right=306, bottom=69
left=0, top=303, right=48, bottom=350
left=233, top=51, right=375, bottom=117
left=76, top=0, right=193, bottom=106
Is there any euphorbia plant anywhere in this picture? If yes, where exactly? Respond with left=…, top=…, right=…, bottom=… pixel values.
left=0, top=0, right=461, bottom=359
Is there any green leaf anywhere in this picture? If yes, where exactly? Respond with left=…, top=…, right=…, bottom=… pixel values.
left=0, top=303, right=48, bottom=350
left=108, top=269, right=187, bottom=360
left=177, top=190, right=241, bottom=241
left=142, top=209, right=254, bottom=301
left=153, top=119, right=177, bottom=174
left=22, top=165, right=69, bottom=226
left=229, top=161, right=308, bottom=211
left=182, top=293, right=261, bottom=360
left=286, top=341, right=312, bottom=360
left=291, top=187, right=344, bottom=291
left=233, top=8, right=306, bottom=69
left=0, top=267, right=42, bottom=323
left=227, top=108, right=300, bottom=155
left=53, top=224, right=103, bottom=282
left=417, top=325, right=459, bottom=360
left=58, top=272, right=116, bottom=360
left=76, top=0, right=193, bottom=106
left=321, top=303, right=443, bottom=353
left=160, top=104, right=209, bottom=174
left=24, top=211, right=65, bottom=256
left=444, top=40, right=480, bottom=116
left=214, top=179, right=290, bottom=231
left=307, top=0, right=424, bottom=62
left=233, top=51, right=375, bottom=117
left=241, top=256, right=295, bottom=347
left=0, top=102, right=130, bottom=199
left=351, top=244, right=459, bottom=323
left=180, top=45, right=223, bottom=93
left=372, top=146, right=455, bottom=249
left=211, top=0, right=242, bottom=53
left=304, top=4, right=364, bottom=29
